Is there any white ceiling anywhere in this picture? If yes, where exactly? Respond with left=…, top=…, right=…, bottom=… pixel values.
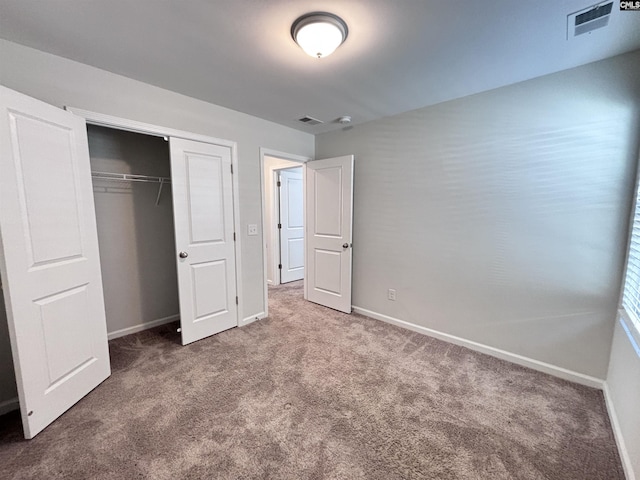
left=1, top=1, right=639, bottom=134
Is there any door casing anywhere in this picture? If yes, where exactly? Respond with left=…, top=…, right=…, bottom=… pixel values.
left=277, top=167, right=304, bottom=284
left=259, top=149, right=311, bottom=320
left=66, top=108, right=244, bottom=326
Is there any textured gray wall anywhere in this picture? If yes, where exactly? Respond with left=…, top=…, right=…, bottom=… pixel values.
left=316, top=50, right=640, bottom=379
left=88, top=125, right=179, bottom=335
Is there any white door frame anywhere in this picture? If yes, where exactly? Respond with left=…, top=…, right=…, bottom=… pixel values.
left=65, top=107, right=244, bottom=327
left=270, top=165, right=302, bottom=286
left=259, top=148, right=310, bottom=319
left=275, top=166, right=304, bottom=284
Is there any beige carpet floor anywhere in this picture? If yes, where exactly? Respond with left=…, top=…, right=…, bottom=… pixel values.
left=0, top=280, right=624, bottom=479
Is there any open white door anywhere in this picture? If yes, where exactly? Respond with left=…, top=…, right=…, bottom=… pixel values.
left=0, top=86, right=110, bottom=439
left=170, top=138, right=238, bottom=345
left=278, top=168, right=304, bottom=283
left=305, top=155, right=354, bottom=313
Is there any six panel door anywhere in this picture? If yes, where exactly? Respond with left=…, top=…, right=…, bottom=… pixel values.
left=0, top=86, right=111, bottom=439
left=169, top=138, right=238, bottom=345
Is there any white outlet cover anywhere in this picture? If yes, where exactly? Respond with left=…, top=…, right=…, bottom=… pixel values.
left=247, top=224, right=258, bottom=236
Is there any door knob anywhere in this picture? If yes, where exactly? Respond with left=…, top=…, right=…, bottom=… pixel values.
left=179, top=251, right=189, bottom=258
left=343, top=243, right=349, bottom=249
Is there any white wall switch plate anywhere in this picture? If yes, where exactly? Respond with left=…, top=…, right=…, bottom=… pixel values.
left=247, top=224, right=258, bottom=236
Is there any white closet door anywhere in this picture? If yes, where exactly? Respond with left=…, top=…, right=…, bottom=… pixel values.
left=0, top=86, right=110, bottom=439
left=170, top=138, right=238, bottom=345
left=279, top=168, right=304, bottom=283
left=305, top=155, right=354, bottom=313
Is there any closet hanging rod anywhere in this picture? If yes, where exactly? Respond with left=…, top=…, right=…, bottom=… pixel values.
left=91, top=171, right=170, bottom=206
left=91, top=171, right=171, bottom=184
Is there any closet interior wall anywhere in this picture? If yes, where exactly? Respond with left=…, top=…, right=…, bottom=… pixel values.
left=0, top=260, right=17, bottom=405
left=87, top=125, right=179, bottom=337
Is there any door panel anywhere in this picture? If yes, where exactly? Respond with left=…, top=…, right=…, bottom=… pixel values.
left=191, top=260, right=228, bottom=320
left=314, top=167, right=343, bottom=236
left=170, top=138, right=237, bottom=345
left=186, top=154, right=225, bottom=243
left=305, top=155, right=354, bottom=313
left=314, top=249, right=342, bottom=294
left=0, top=86, right=110, bottom=439
left=279, top=168, right=304, bottom=283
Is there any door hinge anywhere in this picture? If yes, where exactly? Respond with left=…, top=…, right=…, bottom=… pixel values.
left=230, top=164, right=234, bottom=174
left=233, top=232, right=236, bottom=241
left=277, top=223, right=282, bottom=229
left=277, top=180, right=281, bottom=187
left=278, top=264, right=282, bottom=270
left=235, top=296, right=238, bottom=305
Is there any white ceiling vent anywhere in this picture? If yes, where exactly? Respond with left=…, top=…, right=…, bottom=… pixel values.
left=567, top=2, right=613, bottom=39
left=298, top=115, right=324, bottom=126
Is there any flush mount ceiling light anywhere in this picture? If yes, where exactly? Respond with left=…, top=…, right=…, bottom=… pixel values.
left=291, top=12, right=348, bottom=59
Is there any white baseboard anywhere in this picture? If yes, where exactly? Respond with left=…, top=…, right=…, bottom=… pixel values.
left=352, top=306, right=605, bottom=389
left=241, top=311, right=267, bottom=327
left=603, top=382, right=636, bottom=480
left=0, top=396, right=19, bottom=416
left=107, top=314, right=180, bottom=340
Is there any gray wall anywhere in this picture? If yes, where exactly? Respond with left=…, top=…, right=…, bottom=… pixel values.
left=316, top=50, right=640, bottom=380
left=88, top=125, right=179, bottom=335
left=0, top=279, right=17, bottom=409
left=607, top=319, right=640, bottom=479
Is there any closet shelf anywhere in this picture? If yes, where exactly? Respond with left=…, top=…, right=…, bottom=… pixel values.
left=91, top=171, right=171, bottom=206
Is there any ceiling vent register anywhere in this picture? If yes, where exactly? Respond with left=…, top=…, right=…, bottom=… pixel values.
left=298, top=116, right=324, bottom=126
left=567, top=2, right=613, bottom=39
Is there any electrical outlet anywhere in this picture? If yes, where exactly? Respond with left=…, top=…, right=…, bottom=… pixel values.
left=247, top=224, right=258, bottom=236
left=388, top=289, right=396, bottom=301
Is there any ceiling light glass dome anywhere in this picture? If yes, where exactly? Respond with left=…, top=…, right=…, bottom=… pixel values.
left=291, top=12, right=348, bottom=59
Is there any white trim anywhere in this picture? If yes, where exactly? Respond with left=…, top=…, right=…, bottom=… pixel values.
left=272, top=165, right=304, bottom=286
left=231, top=143, right=243, bottom=328
left=302, top=163, right=308, bottom=302
left=603, top=382, right=637, bottom=480
left=259, top=148, right=311, bottom=320
left=65, top=107, right=235, bottom=148
left=269, top=169, right=282, bottom=288
left=352, top=306, right=605, bottom=389
left=241, top=311, right=268, bottom=326
left=66, top=107, right=243, bottom=332
left=618, top=309, right=640, bottom=357
left=0, top=397, right=19, bottom=416
left=107, top=314, right=180, bottom=341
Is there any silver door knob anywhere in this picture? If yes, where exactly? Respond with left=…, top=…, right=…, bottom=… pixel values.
left=343, top=243, right=349, bottom=249
left=179, top=251, right=188, bottom=258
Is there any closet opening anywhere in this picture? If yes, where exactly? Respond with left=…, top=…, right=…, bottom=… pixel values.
left=87, top=125, right=180, bottom=341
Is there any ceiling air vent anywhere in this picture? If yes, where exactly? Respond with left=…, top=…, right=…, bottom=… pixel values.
left=567, top=2, right=613, bottom=39
left=298, top=116, right=323, bottom=126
